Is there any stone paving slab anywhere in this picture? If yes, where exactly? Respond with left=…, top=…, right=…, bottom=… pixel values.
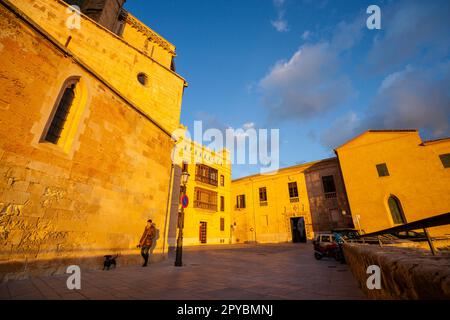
left=0, top=243, right=366, bottom=300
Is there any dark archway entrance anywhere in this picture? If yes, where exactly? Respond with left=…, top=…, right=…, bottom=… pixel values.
left=291, top=217, right=307, bottom=243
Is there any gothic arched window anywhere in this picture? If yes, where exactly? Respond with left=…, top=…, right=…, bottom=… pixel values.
left=45, top=81, right=77, bottom=144
left=42, top=77, right=88, bottom=154
left=388, top=196, right=406, bottom=225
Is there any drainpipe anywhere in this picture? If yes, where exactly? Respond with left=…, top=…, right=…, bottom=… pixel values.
left=251, top=178, right=257, bottom=243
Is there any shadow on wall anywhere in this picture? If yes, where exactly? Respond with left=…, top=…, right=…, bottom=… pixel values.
left=149, top=228, right=160, bottom=261
left=0, top=227, right=165, bottom=282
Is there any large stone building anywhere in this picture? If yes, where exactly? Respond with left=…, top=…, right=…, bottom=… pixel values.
left=0, top=0, right=186, bottom=280
left=336, top=130, right=450, bottom=236
left=1, top=0, right=449, bottom=284
left=231, top=130, right=450, bottom=244
left=231, top=158, right=352, bottom=244
left=168, top=129, right=232, bottom=248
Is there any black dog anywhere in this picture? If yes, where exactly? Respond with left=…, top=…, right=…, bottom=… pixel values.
left=103, top=254, right=118, bottom=270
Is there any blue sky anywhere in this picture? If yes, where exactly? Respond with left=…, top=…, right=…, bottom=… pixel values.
left=125, top=0, right=450, bottom=178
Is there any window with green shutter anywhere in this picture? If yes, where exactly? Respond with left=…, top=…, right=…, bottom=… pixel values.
left=376, top=163, right=390, bottom=177
left=439, top=154, right=450, bottom=168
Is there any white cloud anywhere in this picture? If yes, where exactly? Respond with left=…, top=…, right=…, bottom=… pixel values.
left=317, top=0, right=450, bottom=149
left=271, top=0, right=289, bottom=32
left=195, top=111, right=228, bottom=132
left=260, top=15, right=364, bottom=122
left=271, top=18, right=289, bottom=32
left=301, top=30, right=310, bottom=40
left=228, top=122, right=258, bottom=139
left=365, top=63, right=450, bottom=137
left=320, top=112, right=361, bottom=149
left=320, top=62, right=450, bottom=149
left=377, top=67, right=409, bottom=93
left=330, top=19, right=364, bottom=51
left=259, top=42, right=356, bottom=120
left=367, top=0, right=450, bottom=72
left=243, top=122, right=255, bottom=130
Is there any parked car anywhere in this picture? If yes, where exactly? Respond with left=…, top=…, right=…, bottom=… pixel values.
left=313, top=233, right=343, bottom=261
left=332, top=228, right=383, bottom=244
left=331, top=228, right=360, bottom=241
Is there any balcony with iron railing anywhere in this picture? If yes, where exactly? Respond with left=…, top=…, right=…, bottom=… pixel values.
left=194, top=200, right=217, bottom=211
left=324, top=192, right=337, bottom=199
left=195, top=174, right=218, bottom=187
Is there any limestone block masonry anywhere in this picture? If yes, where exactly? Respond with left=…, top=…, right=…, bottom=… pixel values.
left=0, top=0, right=185, bottom=281
left=343, top=243, right=450, bottom=299
left=6, top=0, right=186, bottom=134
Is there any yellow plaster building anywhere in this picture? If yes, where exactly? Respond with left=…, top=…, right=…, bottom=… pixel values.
left=335, top=130, right=450, bottom=237
left=231, top=158, right=352, bottom=244
left=0, top=0, right=186, bottom=280
left=169, top=130, right=232, bottom=247
left=1, top=0, right=449, bottom=282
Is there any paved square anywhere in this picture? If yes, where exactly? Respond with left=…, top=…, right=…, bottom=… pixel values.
left=0, top=243, right=366, bottom=300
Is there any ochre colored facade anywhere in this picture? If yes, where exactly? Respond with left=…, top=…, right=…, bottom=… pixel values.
left=231, top=158, right=352, bottom=244
left=336, top=130, right=450, bottom=237
left=0, top=0, right=186, bottom=281
left=169, top=131, right=232, bottom=247
left=1, top=0, right=449, bottom=283
left=231, top=130, right=450, bottom=245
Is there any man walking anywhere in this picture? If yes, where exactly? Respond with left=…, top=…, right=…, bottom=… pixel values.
left=138, top=219, right=156, bottom=267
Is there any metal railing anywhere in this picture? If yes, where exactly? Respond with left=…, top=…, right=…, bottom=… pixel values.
left=195, top=174, right=218, bottom=186
left=289, top=197, right=299, bottom=203
left=194, top=200, right=217, bottom=211
left=358, top=212, right=450, bottom=255
left=324, top=192, right=337, bottom=199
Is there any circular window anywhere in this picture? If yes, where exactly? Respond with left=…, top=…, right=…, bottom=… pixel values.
left=137, top=73, right=148, bottom=86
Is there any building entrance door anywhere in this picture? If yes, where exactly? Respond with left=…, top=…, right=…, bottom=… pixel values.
left=199, top=221, right=207, bottom=244
left=291, top=217, right=307, bottom=243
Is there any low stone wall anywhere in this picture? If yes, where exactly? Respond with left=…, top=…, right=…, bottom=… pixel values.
left=343, top=243, right=450, bottom=299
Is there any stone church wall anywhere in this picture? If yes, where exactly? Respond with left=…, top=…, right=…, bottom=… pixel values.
left=0, top=2, right=177, bottom=281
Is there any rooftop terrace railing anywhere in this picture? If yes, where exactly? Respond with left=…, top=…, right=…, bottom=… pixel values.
left=358, top=212, right=450, bottom=255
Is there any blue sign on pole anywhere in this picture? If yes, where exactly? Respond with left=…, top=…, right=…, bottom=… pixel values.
left=181, top=194, right=189, bottom=209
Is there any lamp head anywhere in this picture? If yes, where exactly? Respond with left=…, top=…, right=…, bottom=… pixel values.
left=181, top=170, right=190, bottom=186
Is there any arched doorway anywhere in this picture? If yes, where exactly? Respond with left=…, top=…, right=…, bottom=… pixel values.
left=388, top=196, right=406, bottom=225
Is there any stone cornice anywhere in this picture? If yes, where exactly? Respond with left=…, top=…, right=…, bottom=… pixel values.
left=125, top=14, right=175, bottom=55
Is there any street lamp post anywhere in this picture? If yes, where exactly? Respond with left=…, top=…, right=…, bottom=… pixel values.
left=174, top=169, right=189, bottom=267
